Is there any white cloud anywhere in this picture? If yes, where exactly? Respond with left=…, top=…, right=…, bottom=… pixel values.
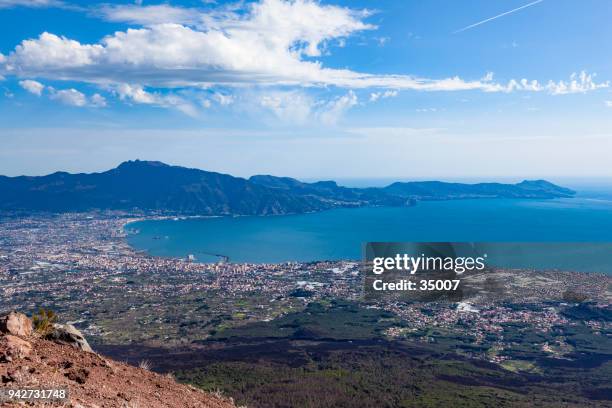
left=49, top=87, right=87, bottom=106
left=369, top=90, right=398, bottom=102
left=163, top=95, right=198, bottom=117
left=0, top=0, right=608, bottom=108
left=545, top=71, right=609, bottom=95
left=96, top=4, right=199, bottom=26
left=259, top=91, right=313, bottom=124
left=505, top=78, right=542, bottom=92
left=1, top=25, right=506, bottom=91
left=375, top=36, right=389, bottom=47
left=212, top=93, right=234, bottom=106
left=481, top=72, right=494, bottom=82
left=0, top=0, right=64, bottom=9
left=487, top=71, right=609, bottom=95
left=318, top=90, right=358, bottom=125
left=605, top=101, right=612, bottom=108
left=114, top=83, right=197, bottom=116
left=0, top=0, right=515, bottom=91
left=255, top=89, right=362, bottom=125
left=4, top=32, right=103, bottom=71
left=115, top=83, right=158, bottom=104
left=18, top=79, right=107, bottom=107
left=19, top=79, right=44, bottom=95
left=90, top=93, right=107, bottom=107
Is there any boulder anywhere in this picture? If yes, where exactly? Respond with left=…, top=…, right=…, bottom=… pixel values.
left=3, top=334, right=32, bottom=360
left=0, top=312, right=32, bottom=337
left=47, top=324, right=93, bottom=353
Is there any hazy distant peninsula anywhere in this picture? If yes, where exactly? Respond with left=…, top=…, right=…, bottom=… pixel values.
left=0, top=160, right=575, bottom=215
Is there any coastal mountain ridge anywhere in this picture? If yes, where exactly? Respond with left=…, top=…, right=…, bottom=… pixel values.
left=0, top=160, right=575, bottom=215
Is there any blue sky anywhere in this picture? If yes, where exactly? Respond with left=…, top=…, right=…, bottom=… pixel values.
left=1, top=0, right=612, bottom=180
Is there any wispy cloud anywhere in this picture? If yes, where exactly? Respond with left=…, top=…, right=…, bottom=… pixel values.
left=318, top=90, right=358, bottom=125
left=259, top=91, right=314, bottom=124
left=112, top=83, right=196, bottom=116
left=0, top=0, right=71, bottom=10
left=256, top=89, right=359, bottom=125
left=369, top=90, right=398, bottom=102
left=95, top=4, right=199, bottom=26
left=0, top=0, right=67, bottom=9
left=454, top=0, right=544, bottom=34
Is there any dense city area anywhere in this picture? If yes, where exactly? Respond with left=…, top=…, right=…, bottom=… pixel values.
left=0, top=212, right=610, bottom=365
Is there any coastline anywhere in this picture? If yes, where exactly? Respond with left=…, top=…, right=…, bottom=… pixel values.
left=124, top=199, right=612, bottom=272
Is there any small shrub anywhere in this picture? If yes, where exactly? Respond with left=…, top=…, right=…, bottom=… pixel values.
left=138, top=360, right=152, bottom=370
left=32, top=308, right=58, bottom=336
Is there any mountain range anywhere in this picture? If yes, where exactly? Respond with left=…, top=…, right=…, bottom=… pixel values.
left=0, top=160, right=575, bottom=215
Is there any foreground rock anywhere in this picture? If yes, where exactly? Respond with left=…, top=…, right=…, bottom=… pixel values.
left=0, top=313, right=235, bottom=408
left=0, top=311, right=32, bottom=337
left=2, top=335, right=32, bottom=361
left=47, top=323, right=93, bottom=353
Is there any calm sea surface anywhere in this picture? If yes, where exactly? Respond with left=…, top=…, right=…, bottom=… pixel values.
left=126, top=191, right=612, bottom=270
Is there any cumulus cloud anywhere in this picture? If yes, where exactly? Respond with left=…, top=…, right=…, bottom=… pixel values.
left=19, top=79, right=44, bottom=95
left=49, top=87, right=87, bottom=106
left=90, top=93, right=107, bottom=107
left=115, top=83, right=158, bottom=104
left=17, top=78, right=107, bottom=107
left=0, top=0, right=542, bottom=92
left=0, top=0, right=377, bottom=88
left=0, top=0, right=608, bottom=119
left=1, top=25, right=505, bottom=91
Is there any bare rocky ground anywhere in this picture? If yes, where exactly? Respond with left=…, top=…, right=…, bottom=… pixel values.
left=0, top=312, right=236, bottom=408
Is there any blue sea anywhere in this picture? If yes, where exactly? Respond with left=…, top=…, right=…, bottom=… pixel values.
left=126, top=183, right=612, bottom=270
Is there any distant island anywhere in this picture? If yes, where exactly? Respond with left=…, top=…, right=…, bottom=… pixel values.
left=0, top=160, right=575, bottom=215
